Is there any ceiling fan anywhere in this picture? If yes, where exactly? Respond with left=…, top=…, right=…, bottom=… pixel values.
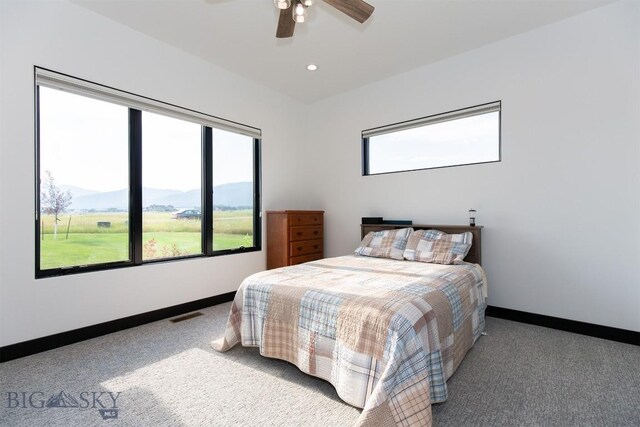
left=274, top=0, right=375, bottom=38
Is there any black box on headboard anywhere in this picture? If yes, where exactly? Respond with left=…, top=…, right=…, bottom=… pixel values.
left=361, top=217, right=384, bottom=224
left=382, top=219, right=413, bottom=225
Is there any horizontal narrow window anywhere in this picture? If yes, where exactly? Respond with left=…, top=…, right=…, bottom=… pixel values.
left=362, top=101, right=501, bottom=175
left=35, top=67, right=261, bottom=278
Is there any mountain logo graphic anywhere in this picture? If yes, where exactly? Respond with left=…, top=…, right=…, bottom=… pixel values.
left=45, top=391, right=79, bottom=408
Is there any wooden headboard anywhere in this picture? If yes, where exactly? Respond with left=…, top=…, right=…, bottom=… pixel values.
left=360, top=223, right=483, bottom=265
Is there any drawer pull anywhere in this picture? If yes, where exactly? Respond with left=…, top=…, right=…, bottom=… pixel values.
left=297, top=232, right=303, bottom=236
left=313, top=231, right=319, bottom=235
left=297, top=246, right=303, bottom=251
left=313, top=245, right=318, bottom=249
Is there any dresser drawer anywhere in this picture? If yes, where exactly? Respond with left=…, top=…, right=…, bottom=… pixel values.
left=289, top=225, right=323, bottom=242
left=290, top=239, right=322, bottom=257
left=290, top=253, right=323, bottom=265
left=289, top=212, right=323, bottom=226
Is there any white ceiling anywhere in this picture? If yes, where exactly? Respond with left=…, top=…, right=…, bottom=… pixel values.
left=72, top=0, right=613, bottom=103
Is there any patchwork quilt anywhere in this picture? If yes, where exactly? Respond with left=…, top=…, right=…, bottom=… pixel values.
left=212, top=255, right=487, bottom=426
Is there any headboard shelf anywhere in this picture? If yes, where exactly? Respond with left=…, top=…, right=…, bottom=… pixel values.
left=360, top=223, right=483, bottom=265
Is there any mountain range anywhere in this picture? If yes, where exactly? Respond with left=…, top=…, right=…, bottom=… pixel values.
left=61, top=182, right=253, bottom=211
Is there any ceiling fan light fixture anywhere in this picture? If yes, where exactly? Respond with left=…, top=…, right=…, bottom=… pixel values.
left=275, top=0, right=375, bottom=39
left=274, top=0, right=291, bottom=10
left=293, top=1, right=307, bottom=23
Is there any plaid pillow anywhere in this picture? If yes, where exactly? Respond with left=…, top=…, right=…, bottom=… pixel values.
left=403, top=229, right=473, bottom=265
left=354, top=228, right=413, bottom=260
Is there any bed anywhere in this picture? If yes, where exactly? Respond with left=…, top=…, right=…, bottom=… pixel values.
left=213, top=223, right=487, bottom=426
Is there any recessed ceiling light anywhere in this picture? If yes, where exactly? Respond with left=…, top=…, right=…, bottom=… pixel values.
left=306, top=64, right=318, bottom=71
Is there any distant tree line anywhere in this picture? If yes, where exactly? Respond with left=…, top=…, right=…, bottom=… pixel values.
left=144, top=204, right=176, bottom=212
left=213, top=205, right=252, bottom=211
left=65, top=204, right=251, bottom=213
left=75, top=208, right=127, bottom=213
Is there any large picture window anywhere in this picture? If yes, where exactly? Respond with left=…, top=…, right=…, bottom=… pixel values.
left=212, top=129, right=256, bottom=251
left=38, top=87, right=130, bottom=269
left=35, top=67, right=261, bottom=278
left=362, top=101, right=501, bottom=175
left=142, top=112, right=203, bottom=260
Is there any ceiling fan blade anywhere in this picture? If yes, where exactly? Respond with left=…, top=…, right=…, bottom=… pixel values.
left=322, top=0, right=374, bottom=24
left=276, top=7, right=295, bottom=38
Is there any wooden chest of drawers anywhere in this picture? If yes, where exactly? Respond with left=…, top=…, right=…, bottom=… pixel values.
left=266, top=210, right=324, bottom=269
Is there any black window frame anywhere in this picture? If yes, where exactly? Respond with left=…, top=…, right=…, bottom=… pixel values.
left=362, top=101, right=502, bottom=176
left=34, top=67, right=262, bottom=279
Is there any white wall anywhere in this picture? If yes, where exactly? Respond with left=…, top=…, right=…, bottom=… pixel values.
left=304, top=1, right=640, bottom=332
left=1, top=1, right=638, bottom=349
left=0, top=1, right=307, bottom=346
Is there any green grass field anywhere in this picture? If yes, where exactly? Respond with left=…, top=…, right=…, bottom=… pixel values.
left=40, top=210, right=254, bottom=269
